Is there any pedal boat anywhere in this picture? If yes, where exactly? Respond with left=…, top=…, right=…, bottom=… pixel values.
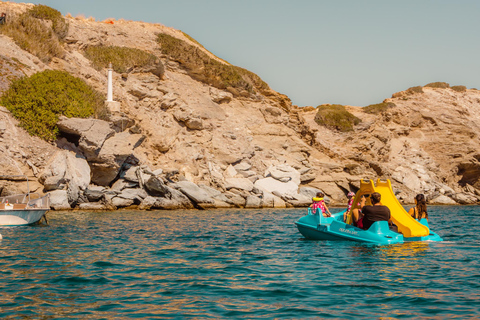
left=295, top=208, right=404, bottom=244
left=295, top=179, right=443, bottom=244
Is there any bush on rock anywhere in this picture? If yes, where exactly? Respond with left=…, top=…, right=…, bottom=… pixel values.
left=1, top=70, right=105, bottom=141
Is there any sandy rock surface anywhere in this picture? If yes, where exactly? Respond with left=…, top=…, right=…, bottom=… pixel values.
left=0, top=2, right=479, bottom=209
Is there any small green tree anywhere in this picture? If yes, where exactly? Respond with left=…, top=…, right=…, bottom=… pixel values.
left=84, top=45, right=162, bottom=75
left=363, top=102, right=395, bottom=114
left=314, top=104, right=361, bottom=132
left=451, top=85, right=467, bottom=92
left=424, top=82, right=450, bottom=89
left=1, top=70, right=105, bottom=141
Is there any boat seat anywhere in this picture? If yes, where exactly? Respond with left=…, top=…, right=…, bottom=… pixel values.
left=13, top=204, right=27, bottom=210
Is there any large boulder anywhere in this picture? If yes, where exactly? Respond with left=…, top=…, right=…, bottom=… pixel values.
left=144, top=176, right=170, bottom=197
left=299, top=187, right=324, bottom=199
left=287, top=193, right=312, bottom=207
left=171, top=181, right=215, bottom=204
left=452, top=193, right=478, bottom=204
left=84, top=186, right=105, bottom=202
left=430, top=194, right=457, bottom=205
left=153, top=188, right=194, bottom=209
left=224, top=191, right=246, bottom=207
left=138, top=196, right=157, bottom=210
left=111, top=196, right=134, bottom=208
left=262, top=191, right=286, bottom=208
left=90, top=132, right=145, bottom=186
left=224, top=178, right=254, bottom=192
left=265, top=164, right=301, bottom=185
left=40, top=150, right=90, bottom=204
left=78, top=202, right=111, bottom=210
left=43, top=176, right=66, bottom=191
left=56, top=117, right=115, bottom=160
left=48, top=190, right=71, bottom=210
left=245, top=195, right=262, bottom=208
left=118, top=188, right=148, bottom=201
left=111, top=178, right=138, bottom=192
left=254, top=177, right=299, bottom=198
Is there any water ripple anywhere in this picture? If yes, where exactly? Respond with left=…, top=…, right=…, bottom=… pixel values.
left=0, top=207, right=479, bottom=318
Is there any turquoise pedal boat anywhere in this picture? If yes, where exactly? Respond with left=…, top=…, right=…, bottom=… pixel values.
left=295, top=179, right=443, bottom=244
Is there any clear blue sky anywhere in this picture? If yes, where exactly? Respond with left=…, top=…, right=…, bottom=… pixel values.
left=11, top=0, right=480, bottom=107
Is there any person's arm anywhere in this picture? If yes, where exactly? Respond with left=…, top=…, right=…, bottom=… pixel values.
left=408, top=207, right=414, bottom=217
left=324, top=203, right=331, bottom=216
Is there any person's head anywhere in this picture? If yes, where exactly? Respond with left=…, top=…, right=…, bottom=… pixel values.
left=415, top=193, right=427, bottom=218
left=415, top=194, right=425, bottom=204
left=316, top=192, right=324, bottom=198
left=347, top=192, right=355, bottom=199
left=371, top=192, right=381, bottom=204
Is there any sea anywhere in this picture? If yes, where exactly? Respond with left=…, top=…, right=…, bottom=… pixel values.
left=0, top=206, right=478, bottom=319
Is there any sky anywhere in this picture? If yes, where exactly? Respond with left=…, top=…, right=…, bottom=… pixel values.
left=9, top=0, right=480, bottom=107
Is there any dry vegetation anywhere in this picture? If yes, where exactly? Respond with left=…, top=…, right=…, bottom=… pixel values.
left=363, top=102, right=396, bottom=114
left=314, top=104, right=361, bottom=132
left=83, top=45, right=161, bottom=74
left=157, top=33, right=268, bottom=96
left=0, top=4, right=67, bottom=62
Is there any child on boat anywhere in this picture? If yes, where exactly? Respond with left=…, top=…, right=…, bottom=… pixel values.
left=408, top=194, right=428, bottom=220
left=352, top=194, right=367, bottom=228
left=343, top=192, right=356, bottom=222
left=310, top=192, right=332, bottom=217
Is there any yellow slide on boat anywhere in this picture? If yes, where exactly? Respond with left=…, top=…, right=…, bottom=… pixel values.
left=346, top=179, right=430, bottom=238
left=374, top=179, right=429, bottom=238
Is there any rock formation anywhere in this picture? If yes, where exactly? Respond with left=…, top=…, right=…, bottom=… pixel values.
left=0, top=2, right=479, bottom=210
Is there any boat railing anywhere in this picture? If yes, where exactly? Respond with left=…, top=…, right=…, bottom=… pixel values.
left=0, top=193, right=50, bottom=209
left=27, top=193, right=50, bottom=209
left=0, top=194, right=27, bottom=204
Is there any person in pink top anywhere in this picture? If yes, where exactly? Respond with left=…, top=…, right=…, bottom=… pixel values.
left=310, top=192, right=331, bottom=217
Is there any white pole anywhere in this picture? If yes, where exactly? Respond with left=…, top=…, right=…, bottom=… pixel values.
left=107, top=62, right=113, bottom=102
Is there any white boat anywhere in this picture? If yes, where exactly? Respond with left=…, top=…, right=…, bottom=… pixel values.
left=0, top=193, right=50, bottom=226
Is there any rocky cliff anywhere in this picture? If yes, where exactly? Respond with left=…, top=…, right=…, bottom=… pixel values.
left=0, top=2, right=479, bottom=210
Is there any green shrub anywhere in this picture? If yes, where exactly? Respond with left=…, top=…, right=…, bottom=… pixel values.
left=314, top=104, right=361, bottom=132
left=363, top=102, right=395, bottom=114
left=157, top=33, right=268, bottom=95
left=424, top=82, right=450, bottom=89
left=451, top=85, right=467, bottom=92
left=407, top=86, right=424, bottom=94
left=1, top=70, right=105, bottom=141
left=28, top=4, right=68, bottom=39
left=83, top=45, right=161, bottom=74
left=0, top=4, right=67, bottom=62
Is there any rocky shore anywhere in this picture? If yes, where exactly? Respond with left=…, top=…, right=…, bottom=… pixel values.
left=0, top=2, right=480, bottom=210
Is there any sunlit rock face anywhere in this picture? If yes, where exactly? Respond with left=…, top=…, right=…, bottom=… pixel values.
left=0, top=2, right=479, bottom=208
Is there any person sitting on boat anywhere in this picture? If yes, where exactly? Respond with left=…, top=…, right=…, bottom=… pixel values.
left=408, top=194, right=428, bottom=220
left=310, top=192, right=331, bottom=217
left=352, top=194, right=367, bottom=228
left=343, top=192, right=356, bottom=222
left=361, top=192, right=394, bottom=231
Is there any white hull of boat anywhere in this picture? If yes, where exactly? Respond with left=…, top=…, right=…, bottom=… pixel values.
left=0, top=209, right=48, bottom=226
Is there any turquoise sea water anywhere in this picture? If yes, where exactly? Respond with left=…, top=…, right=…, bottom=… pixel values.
left=0, top=206, right=479, bottom=319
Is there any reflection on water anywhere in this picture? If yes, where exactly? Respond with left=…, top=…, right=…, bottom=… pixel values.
left=0, top=207, right=479, bottom=319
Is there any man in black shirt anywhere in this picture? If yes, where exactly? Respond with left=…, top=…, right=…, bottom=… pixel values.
left=361, top=192, right=392, bottom=230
